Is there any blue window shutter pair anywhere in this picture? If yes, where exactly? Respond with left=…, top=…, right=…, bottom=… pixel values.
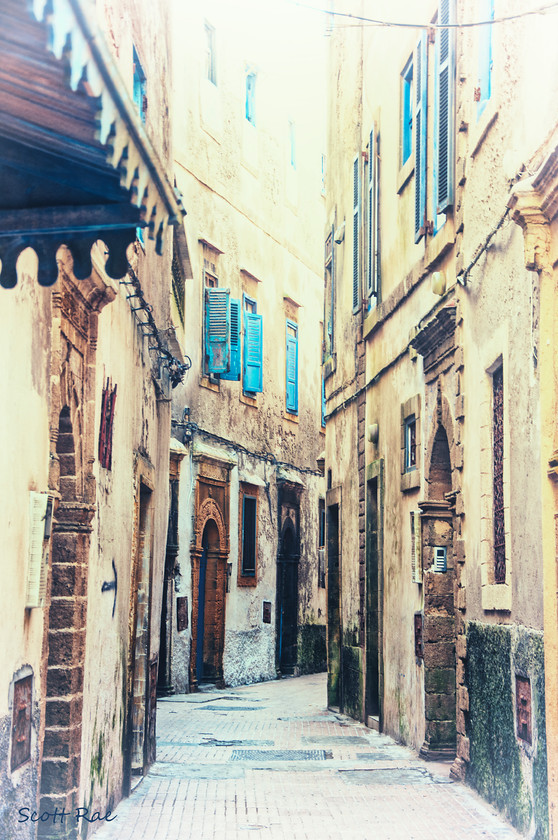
left=477, top=0, right=494, bottom=118
left=414, top=32, right=428, bottom=242
left=352, top=155, right=360, bottom=312
left=434, top=0, right=456, bottom=215
left=414, top=0, right=456, bottom=241
left=243, top=310, right=263, bottom=393
left=286, top=321, right=298, bottom=413
left=205, top=287, right=230, bottom=374
left=220, top=298, right=241, bottom=381
left=367, top=127, right=379, bottom=300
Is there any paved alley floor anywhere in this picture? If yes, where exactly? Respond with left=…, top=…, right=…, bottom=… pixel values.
left=93, top=673, right=521, bottom=840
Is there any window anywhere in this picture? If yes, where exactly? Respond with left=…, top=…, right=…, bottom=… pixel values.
left=285, top=320, right=298, bottom=413
left=205, top=23, right=216, bottom=85
left=492, top=365, right=505, bottom=583
left=318, top=500, right=326, bottom=588
left=401, top=395, right=421, bottom=492
left=11, top=675, right=32, bottom=771
left=352, top=155, right=361, bottom=312
left=239, top=484, right=259, bottom=585
left=133, top=45, right=147, bottom=123
left=205, top=286, right=230, bottom=375
left=245, top=72, right=256, bottom=125
left=323, top=228, right=335, bottom=365
left=414, top=0, right=455, bottom=242
left=366, top=127, right=380, bottom=306
left=289, top=120, right=296, bottom=169
left=401, top=57, right=413, bottom=166
left=242, top=294, right=263, bottom=394
left=99, top=378, right=117, bottom=470
left=405, top=416, right=417, bottom=471
left=477, top=0, right=494, bottom=118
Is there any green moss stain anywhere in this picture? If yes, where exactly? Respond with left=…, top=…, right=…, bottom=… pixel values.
left=297, top=625, right=327, bottom=675
left=466, top=622, right=548, bottom=837
left=342, top=634, right=363, bottom=721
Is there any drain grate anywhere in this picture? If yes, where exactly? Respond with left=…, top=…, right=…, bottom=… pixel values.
left=302, top=735, right=370, bottom=746
left=230, top=749, right=327, bottom=762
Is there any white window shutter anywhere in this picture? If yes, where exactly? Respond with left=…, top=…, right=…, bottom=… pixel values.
left=411, top=510, right=422, bottom=584
left=26, top=492, right=51, bottom=608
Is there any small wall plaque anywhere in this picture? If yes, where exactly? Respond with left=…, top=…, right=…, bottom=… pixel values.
left=177, top=596, right=188, bottom=632
left=263, top=601, right=272, bottom=624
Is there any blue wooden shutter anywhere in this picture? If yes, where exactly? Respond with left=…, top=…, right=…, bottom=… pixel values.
left=221, top=298, right=241, bottom=380
left=477, top=0, right=494, bottom=118
left=414, top=31, right=428, bottom=243
left=243, top=311, right=263, bottom=393
left=286, top=322, right=298, bottom=413
left=435, top=0, right=455, bottom=215
left=205, top=287, right=230, bottom=374
left=321, top=376, right=326, bottom=427
left=367, top=127, right=378, bottom=300
left=352, top=155, right=360, bottom=312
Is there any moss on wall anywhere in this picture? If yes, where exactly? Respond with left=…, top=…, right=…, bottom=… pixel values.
left=297, top=624, right=327, bottom=675
left=466, top=622, right=548, bottom=838
left=342, top=643, right=363, bottom=721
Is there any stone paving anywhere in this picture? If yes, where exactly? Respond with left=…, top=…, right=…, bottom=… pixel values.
left=92, top=673, right=521, bottom=840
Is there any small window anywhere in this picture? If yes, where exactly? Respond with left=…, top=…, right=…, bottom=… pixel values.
left=492, top=364, right=505, bottom=583
left=245, top=72, right=256, bottom=125
left=289, top=120, right=296, bottom=169
left=318, top=500, right=326, bottom=588
left=239, top=484, right=259, bottom=586
left=286, top=320, right=298, bottom=413
left=205, top=23, right=217, bottom=85
left=401, top=57, right=413, bottom=166
left=99, top=378, right=117, bottom=470
left=133, top=46, right=147, bottom=123
left=405, top=415, right=417, bottom=472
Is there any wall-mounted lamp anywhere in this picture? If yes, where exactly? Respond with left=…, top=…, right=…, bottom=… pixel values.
left=367, top=423, right=379, bottom=445
left=431, top=271, right=447, bottom=296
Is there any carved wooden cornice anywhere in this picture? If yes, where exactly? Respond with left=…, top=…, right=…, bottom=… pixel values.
left=410, top=303, right=457, bottom=363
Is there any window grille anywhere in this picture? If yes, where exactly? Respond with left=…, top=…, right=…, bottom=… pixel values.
left=492, top=366, right=505, bottom=583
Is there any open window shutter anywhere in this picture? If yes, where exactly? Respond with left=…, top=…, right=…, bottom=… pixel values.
left=26, top=492, right=50, bottom=608
left=477, top=0, right=494, bottom=118
left=321, top=376, right=326, bottom=427
left=243, top=311, right=263, bottom=393
left=435, top=0, right=456, bottom=214
left=414, top=31, right=428, bottom=243
left=286, top=326, right=298, bottom=413
left=410, top=510, right=423, bottom=584
left=367, top=127, right=376, bottom=299
left=221, top=298, right=241, bottom=380
left=352, top=155, right=360, bottom=311
left=205, top=287, right=230, bottom=374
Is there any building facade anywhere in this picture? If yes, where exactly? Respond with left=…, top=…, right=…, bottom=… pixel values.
left=0, top=1, right=183, bottom=837
left=161, top=0, right=328, bottom=692
left=324, top=0, right=557, bottom=835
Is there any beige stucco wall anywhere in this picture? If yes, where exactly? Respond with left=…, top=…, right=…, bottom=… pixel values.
left=169, top=0, right=326, bottom=688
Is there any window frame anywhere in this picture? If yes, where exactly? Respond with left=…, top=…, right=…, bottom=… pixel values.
left=205, top=22, right=217, bottom=86
left=245, top=71, right=256, bottom=125
left=238, top=483, right=259, bottom=586
left=401, top=395, right=421, bottom=492
left=401, top=56, right=414, bottom=168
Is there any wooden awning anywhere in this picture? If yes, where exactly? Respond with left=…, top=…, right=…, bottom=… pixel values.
left=0, top=0, right=184, bottom=288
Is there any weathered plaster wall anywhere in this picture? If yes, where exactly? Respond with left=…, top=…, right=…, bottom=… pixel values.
left=0, top=252, right=52, bottom=836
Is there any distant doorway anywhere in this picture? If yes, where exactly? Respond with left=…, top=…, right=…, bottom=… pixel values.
left=327, top=502, right=341, bottom=709
left=195, top=519, right=223, bottom=682
left=277, top=522, right=299, bottom=673
left=365, top=476, right=382, bottom=726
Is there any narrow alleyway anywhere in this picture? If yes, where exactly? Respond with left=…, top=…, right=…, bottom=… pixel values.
left=92, top=674, right=519, bottom=840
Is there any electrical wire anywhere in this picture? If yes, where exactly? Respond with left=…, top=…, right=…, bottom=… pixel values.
left=178, top=423, right=323, bottom=477
left=290, top=0, right=558, bottom=29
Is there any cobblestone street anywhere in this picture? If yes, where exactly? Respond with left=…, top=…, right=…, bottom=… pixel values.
left=92, top=674, right=520, bottom=840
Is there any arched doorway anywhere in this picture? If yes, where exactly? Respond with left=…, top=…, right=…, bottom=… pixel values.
left=419, top=418, right=456, bottom=760
left=195, top=519, right=224, bottom=683
left=277, top=520, right=299, bottom=673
